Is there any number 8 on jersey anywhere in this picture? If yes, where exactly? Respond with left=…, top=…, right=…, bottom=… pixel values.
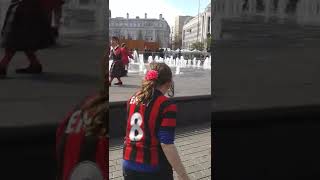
left=129, top=112, right=144, bottom=141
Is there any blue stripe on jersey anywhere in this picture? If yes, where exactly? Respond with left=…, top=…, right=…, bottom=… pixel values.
left=158, top=128, right=175, bottom=144
left=123, top=160, right=160, bottom=172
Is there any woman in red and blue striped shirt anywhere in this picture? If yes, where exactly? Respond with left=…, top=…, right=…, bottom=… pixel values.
left=123, top=63, right=190, bottom=180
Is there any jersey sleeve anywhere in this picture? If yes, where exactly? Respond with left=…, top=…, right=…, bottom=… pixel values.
left=113, top=47, right=121, bottom=56
left=158, top=100, right=177, bottom=144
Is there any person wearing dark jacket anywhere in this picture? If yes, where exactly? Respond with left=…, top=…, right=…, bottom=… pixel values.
left=109, top=36, right=124, bottom=86
left=40, top=0, right=64, bottom=43
left=0, top=0, right=60, bottom=78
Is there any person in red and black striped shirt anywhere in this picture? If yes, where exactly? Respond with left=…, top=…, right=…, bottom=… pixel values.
left=56, top=46, right=108, bottom=180
left=56, top=92, right=108, bottom=180
left=123, top=63, right=190, bottom=180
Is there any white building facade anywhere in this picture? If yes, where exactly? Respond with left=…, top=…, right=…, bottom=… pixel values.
left=61, top=0, right=108, bottom=34
left=109, top=13, right=171, bottom=48
left=174, top=16, right=192, bottom=49
left=182, top=3, right=211, bottom=50
left=213, top=0, right=320, bottom=40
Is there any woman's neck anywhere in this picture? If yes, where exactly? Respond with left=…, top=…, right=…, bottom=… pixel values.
left=156, top=86, right=167, bottom=95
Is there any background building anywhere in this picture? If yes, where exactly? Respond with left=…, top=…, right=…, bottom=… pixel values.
left=0, top=0, right=108, bottom=36
left=61, top=0, right=108, bottom=35
left=182, top=3, right=211, bottom=50
left=109, top=12, right=171, bottom=48
left=174, top=16, right=192, bottom=49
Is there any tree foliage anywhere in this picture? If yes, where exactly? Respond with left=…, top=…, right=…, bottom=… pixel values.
left=191, top=41, right=204, bottom=51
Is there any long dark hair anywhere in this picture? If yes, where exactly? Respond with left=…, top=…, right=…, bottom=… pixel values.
left=111, top=36, right=120, bottom=45
left=81, top=91, right=107, bottom=137
left=135, top=63, right=173, bottom=105
left=80, top=45, right=108, bottom=137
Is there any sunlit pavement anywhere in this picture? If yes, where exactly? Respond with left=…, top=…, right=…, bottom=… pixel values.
left=109, top=123, right=212, bottom=180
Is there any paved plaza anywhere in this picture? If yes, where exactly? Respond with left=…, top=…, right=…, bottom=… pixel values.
left=0, top=35, right=106, bottom=127
left=109, top=122, right=212, bottom=180
left=214, top=18, right=320, bottom=112
left=110, top=68, right=211, bottom=102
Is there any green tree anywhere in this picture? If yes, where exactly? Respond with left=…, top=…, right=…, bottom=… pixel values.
left=191, top=41, right=204, bottom=51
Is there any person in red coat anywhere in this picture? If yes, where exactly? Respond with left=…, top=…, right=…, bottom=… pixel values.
left=120, top=43, right=133, bottom=76
left=109, top=37, right=124, bottom=86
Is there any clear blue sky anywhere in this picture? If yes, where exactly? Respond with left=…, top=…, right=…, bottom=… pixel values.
left=164, top=0, right=211, bottom=16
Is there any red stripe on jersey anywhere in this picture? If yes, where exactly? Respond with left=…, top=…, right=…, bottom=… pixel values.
left=162, top=104, right=177, bottom=114
left=124, top=144, right=132, bottom=160
left=62, top=128, right=85, bottom=180
left=135, top=145, right=144, bottom=164
left=95, top=137, right=108, bottom=179
left=150, top=147, right=159, bottom=167
left=149, top=96, right=168, bottom=145
left=149, top=96, right=168, bottom=166
left=161, top=118, right=176, bottom=127
left=135, top=105, right=146, bottom=163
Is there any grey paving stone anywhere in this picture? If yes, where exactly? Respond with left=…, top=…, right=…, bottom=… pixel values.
left=109, top=124, right=211, bottom=180
left=0, top=37, right=106, bottom=127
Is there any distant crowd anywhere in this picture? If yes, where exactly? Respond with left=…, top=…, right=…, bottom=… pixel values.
left=127, top=48, right=210, bottom=62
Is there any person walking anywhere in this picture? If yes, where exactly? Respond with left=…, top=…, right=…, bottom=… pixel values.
left=123, top=63, right=190, bottom=180
left=109, top=36, right=124, bottom=86
left=120, top=43, right=133, bottom=76
left=0, top=0, right=56, bottom=78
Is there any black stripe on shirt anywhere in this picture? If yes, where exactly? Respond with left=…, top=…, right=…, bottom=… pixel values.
left=162, top=111, right=177, bottom=120
left=79, top=136, right=99, bottom=162
left=142, top=94, right=159, bottom=165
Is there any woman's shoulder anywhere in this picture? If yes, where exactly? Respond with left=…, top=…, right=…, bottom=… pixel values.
left=156, top=94, right=176, bottom=106
left=128, top=91, right=140, bottom=102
